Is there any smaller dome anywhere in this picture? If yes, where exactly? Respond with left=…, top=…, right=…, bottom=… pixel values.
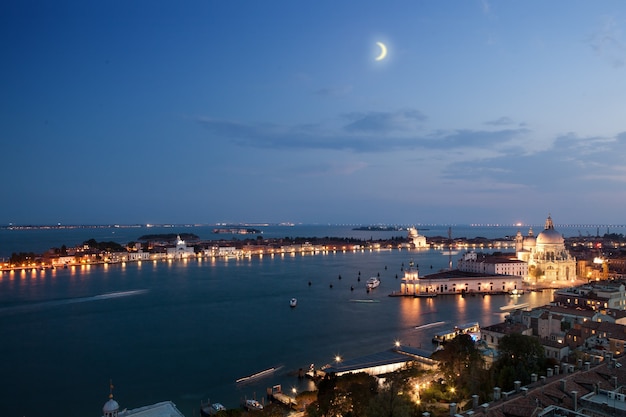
left=103, top=398, right=119, bottom=413
left=523, top=235, right=536, bottom=247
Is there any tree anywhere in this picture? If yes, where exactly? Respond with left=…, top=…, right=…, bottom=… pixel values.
left=366, top=372, right=416, bottom=417
left=492, top=333, right=545, bottom=390
left=431, top=334, right=485, bottom=393
left=316, top=372, right=378, bottom=417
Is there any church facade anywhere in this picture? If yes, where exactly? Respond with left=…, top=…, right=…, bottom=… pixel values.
left=515, top=215, right=577, bottom=282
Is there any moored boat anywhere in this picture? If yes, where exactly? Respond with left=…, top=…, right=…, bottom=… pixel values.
left=243, top=399, right=264, bottom=411
left=366, top=277, right=380, bottom=289
left=414, top=292, right=437, bottom=298
left=200, top=400, right=226, bottom=416
left=290, top=298, right=297, bottom=308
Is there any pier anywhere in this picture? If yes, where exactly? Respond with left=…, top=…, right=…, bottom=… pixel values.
left=267, top=385, right=297, bottom=408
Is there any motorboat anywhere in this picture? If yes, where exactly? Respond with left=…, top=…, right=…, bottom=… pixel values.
left=244, top=399, right=264, bottom=411
left=200, top=400, right=226, bottom=416
left=366, top=277, right=380, bottom=289
left=290, top=298, right=297, bottom=308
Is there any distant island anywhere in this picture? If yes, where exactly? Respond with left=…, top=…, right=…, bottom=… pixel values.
left=137, top=233, right=199, bottom=241
left=212, top=227, right=261, bottom=234
left=352, top=226, right=429, bottom=231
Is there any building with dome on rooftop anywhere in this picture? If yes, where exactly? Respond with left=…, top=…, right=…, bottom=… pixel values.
left=515, top=215, right=577, bottom=282
left=101, top=383, right=185, bottom=417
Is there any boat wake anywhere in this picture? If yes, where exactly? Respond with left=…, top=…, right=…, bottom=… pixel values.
left=499, top=302, right=529, bottom=311
left=236, top=366, right=278, bottom=384
left=414, top=321, right=446, bottom=331
left=0, top=289, right=149, bottom=316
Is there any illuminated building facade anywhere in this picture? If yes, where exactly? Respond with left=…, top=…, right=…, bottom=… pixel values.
left=515, top=215, right=577, bottom=282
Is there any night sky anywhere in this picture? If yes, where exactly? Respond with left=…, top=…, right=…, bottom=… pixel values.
left=2, top=1, right=626, bottom=225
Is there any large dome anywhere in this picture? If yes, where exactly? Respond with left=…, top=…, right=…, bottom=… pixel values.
left=537, top=228, right=564, bottom=245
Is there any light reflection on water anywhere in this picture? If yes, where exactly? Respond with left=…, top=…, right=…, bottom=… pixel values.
left=0, top=246, right=556, bottom=417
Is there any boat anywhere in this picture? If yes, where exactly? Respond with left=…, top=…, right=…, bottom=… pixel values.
left=366, top=277, right=380, bottom=289
left=290, top=298, right=297, bottom=308
left=200, top=400, right=226, bottom=416
left=243, top=399, right=264, bottom=411
left=414, top=292, right=437, bottom=298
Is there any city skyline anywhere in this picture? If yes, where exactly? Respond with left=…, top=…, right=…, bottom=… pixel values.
left=2, top=1, right=626, bottom=226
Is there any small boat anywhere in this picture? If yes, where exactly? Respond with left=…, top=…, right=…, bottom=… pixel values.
left=414, top=292, right=437, bottom=298
left=200, top=400, right=226, bottom=416
left=244, top=399, right=264, bottom=411
left=290, top=298, right=297, bottom=308
left=366, top=277, right=380, bottom=289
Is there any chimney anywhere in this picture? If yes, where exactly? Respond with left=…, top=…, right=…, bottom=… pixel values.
left=612, top=376, right=618, bottom=388
left=521, top=387, right=528, bottom=396
left=449, top=402, right=457, bottom=416
left=531, top=373, right=538, bottom=383
left=494, top=387, right=501, bottom=400
left=547, top=368, right=553, bottom=377
left=577, top=358, right=583, bottom=369
left=472, top=394, right=479, bottom=409
left=560, top=379, right=567, bottom=392
left=541, top=376, right=546, bottom=385
left=584, top=361, right=591, bottom=371
left=572, top=391, right=578, bottom=412
left=422, top=413, right=430, bottom=417
left=514, top=381, right=521, bottom=392
left=481, top=403, right=489, bottom=413
left=554, top=365, right=560, bottom=375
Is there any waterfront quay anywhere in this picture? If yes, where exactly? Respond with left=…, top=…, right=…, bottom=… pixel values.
left=0, top=232, right=519, bottom=273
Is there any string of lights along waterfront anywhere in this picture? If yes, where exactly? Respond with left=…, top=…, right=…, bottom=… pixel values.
left=0, top=224, right=620, bottom=417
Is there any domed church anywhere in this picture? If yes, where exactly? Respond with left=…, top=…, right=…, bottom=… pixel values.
left=515, top=215, right=577, bottom=282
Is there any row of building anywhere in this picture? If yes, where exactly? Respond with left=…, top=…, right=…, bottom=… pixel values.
left=398, top=216, right=590, bottom=296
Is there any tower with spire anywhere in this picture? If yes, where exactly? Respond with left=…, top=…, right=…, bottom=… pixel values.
left=102, top=380, right=119, bottom=417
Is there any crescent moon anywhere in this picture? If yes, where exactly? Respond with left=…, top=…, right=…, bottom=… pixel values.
left=375, top=42, right=387, bottom=61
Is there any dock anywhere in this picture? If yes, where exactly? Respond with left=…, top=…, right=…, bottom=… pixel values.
left=267, top=385, right=297, bottom=408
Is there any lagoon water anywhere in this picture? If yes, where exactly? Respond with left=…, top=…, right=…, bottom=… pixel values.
left=0, top=224, right=611, bottom=417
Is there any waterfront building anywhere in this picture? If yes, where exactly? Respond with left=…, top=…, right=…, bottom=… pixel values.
left=166, top=235, right=196, bottom=259
left=102, top=386, right=185, bottom=417
left=322, top=345, right=437, bottom=377
left=458, top=251, right=528, bottom=277
left=515, top=215, right=577, bottom=282
left=407, top=227, right=427, bottom=248
left=399, top=260, right=523, bottom=296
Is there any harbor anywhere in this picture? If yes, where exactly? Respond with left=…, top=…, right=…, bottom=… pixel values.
left=0, top=224, right=568, bottom=417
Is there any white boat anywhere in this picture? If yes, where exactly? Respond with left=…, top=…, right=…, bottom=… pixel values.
left=244, top=399, right=264, bottom=411
left=366, top=277, right=380, bottom=289
left=200, top=401, right=226, bottom=416
left=290, top=298, right=297, bottom=308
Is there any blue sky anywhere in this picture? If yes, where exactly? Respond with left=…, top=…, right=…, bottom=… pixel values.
left=2, top=1, right=626, bottom=226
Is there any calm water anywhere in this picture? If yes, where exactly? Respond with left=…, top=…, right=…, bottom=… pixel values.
left=0, top=224, right=601, bottom=417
